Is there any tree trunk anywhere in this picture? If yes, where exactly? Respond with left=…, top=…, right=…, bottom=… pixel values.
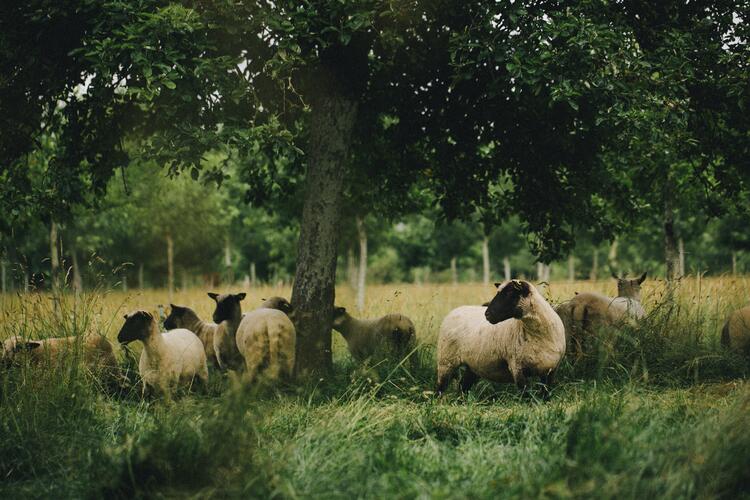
left=503, top=256, right=511, bottom=281
left=166, top=232, right=174, bottom=302
left=290, top=83, right=357, bottom=377
left=450, top=257, right=458, bottom=285
left=732, top=251, right=737, bottom=276
left=356, top=216, right=367, bottom=312
left=678, top=237, right=685, bottom=277
left=590, top=249, right=599, bottom=281
left=71, top=246, right=83, bottom=293
left=138, top=263, right=144, bottom=289
left=568, top=254, right=575, bottom=282
left=224, top=234, right=233, bottom=285
left=122, top=274, right=128, bottom=292
left=250, top=262, right=257, bottom=287
left=544, top=263, right=551, bottom=282
left=347, top=247, right=357, bottom=290
left=664, top=200, right=680, bottom=282
left=1, top=259, right=6, bottom=294
left=536, top=262, right=544, bottom=281
left=50, top=221, right=59, bottom=291
left=482, top=236, right=490, bottom=285
left=608, top=239, right=618, bottom=273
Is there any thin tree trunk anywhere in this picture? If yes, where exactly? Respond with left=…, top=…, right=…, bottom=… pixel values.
left=664, top=199, right=679, bottom=282
left=166, top=232, right=174, bottom=303
left=544, top=264, right=551, bottom=282
left=122, top=274, right=128, bottom=292
left=356, top=216, right=367, bottom=312
left=1, top=259, right=6, bottom=294
left=608, top=239, right=618, bottom=273
left=50, top=221, right=59, bottom=291
left=224, top=234, right=233, bottom=285
left=482, top=236, right=490, bottom=285
left=290, top=81, right=357, bottom=377
left=590, top=249, right=599, bottom=281
left=347, top=247, right=357, bottom=290
left=250, top=262, right=256, bottom=287
left=536, top=262, right=544, bottom=281
left=568, top=254, right=575, bottom=282
left=24, top=270, right=29, bottom=293
left=424, top=267, right=431, bottom=284
left=732, top=251, right=737, bottom=276
left=678, top=237, right=685, bottom=277
left=450, top=257, right=458, bottom=285
left=138, top=263, right=144, bottom=289
left=71, top=246, right=83, bottom=293
left=503, top=256, right=511, bottom=281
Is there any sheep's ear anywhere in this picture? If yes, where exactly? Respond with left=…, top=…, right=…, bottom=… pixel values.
left=334, top=306, right=346, bottom=315
left=123, top=314, right=128, bottom=320
left=14, top=341, right=41, bottom=352
left=637, top=272, right=647, bottom=284
left=143, top=311, right=154, bottom=320
left=611, top=270, right=619, bottom=280
left=207, top=292, right=219, bottom=301
left=236, top=293, right=246, bottom=301
left=494, top=282, right=502, bottom=288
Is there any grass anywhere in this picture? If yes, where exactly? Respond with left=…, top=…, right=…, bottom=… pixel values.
left=0, top=277, right=748, bottom=499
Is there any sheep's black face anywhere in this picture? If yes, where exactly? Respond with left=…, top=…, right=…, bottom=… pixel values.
left=485, top=280, right=531, bottom=324
left=262, top=296, right=293, bottom=315
left=331, top=306, right=347, bottom=328
left=210, top=292, right=246, bottom=323
left=118, top=311, right=153, bottom=344
left=164, top=304, right=186, bottom=330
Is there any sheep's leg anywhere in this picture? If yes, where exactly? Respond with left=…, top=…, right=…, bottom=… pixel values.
left=435, top=363, right=458, bottom=395
left=511, top=363, right=529, bottom=395
left=459, top=368, right=479, bottom=394
left=539, top=370, right=555, bottom=401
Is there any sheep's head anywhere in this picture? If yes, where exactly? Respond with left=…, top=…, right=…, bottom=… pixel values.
left=612, top=272, right=647, bottom=300
left=260, top=296, right=294, bottom=316
left=164, top=304, right=189, bottom=330
left=1, top=336, right=42, bottom=366
left=118, top=310, right=154, bottom=344
left=331, top=306, right=349, bottom=328
left=485, top=280, right=532, bottom=324
left=209, top=292, right=246, bottom=323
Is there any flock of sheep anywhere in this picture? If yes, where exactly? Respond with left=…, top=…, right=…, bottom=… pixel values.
left=2, top=273, right=749, bottom=398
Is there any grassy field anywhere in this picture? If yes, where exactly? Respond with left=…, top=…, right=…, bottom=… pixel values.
left=1, top=278, right=749, bottom=499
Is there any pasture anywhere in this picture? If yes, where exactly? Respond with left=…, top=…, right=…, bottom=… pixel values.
left=1, top=277, right=748, bottom=499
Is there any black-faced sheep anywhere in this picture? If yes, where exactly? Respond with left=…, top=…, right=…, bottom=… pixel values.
left=721, top=305, right=750, bottom=356
left=1, top=334, right=117, bottom=376
left=208, top=292, right=246, bottom=371
left=213, top=296, right=296, bottom=383
left=331, top=306, right=416, bottom=363
left=436, top=280, right=565, bottom=396
left=164, top=304, right=221, bottom=367
left=117, top=310, right=208, bottom=397
left=555, top=272, right=647, bottom=360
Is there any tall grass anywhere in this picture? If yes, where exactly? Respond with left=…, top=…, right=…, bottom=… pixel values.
left=0, top=277, right=747, bottom=498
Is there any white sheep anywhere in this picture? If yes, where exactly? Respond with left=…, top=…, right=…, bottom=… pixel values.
left=721, top=305, right=750, bottom=356
left=331, top=306, right=415, bottom=363
left=212, top=296, right=296, bottom=382
left=436, top=280, right=565, bottom=395
left=164, top=304, right=221, bottom=367
left=117, top=310, right=208, bottom=398
left=208, top=292, right=246, bottom=371
left=555, top=272, right=647, bottom=360
left=1, top=334, right=117, bottom=376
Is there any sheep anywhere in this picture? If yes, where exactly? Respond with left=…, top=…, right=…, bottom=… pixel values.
left=1, top=334, right=117, bottom=376
left=555, top=272, right=647, bottom=360
left=721, top=305, right=750, bottom=356
left=331, top=306, right=416, bottom=363
left=117, top=310, right=208, bottom=398
left=164, top=304, right=221, bottom=367
left=213, top=295, right=296, bottom=382
left=260, top=296, right=294, bottom=316
left=208, top=292, right=246, bottom=371
left=436, top=279, right=566, bottom=396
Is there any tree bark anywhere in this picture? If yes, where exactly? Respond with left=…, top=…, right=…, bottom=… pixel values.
left=664, top=199, right=680, bottom=282
left=290, top=83, right=357, bottom=377
left=356, top=216, right=367, bottom=312
left=166, top=232, right=174, bottom=302
left=590, top=249, right=599, bottom=281
left=482, top=236, right=490, bottom=285
left=568, top=254, right=575, bottom=282
left=450, top=257, right=458, bottom=285
left=503, top=256, right=511, bottom=281
left=50, top=221, right=59, bottom=291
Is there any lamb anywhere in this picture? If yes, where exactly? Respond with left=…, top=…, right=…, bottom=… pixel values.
left=260, top=296, right=294, bottom=316
left=213, top=295, right=296, bottom=382
left=436, top=279, right=566, bottom=396
left=208, top=292, right=246, bottom=371
left=331, top=306, right=416, bottom=363
left=721, top=305, right=750, bottom=356
left=555, top=272, right=647, bottom=360
left=1, top=334, right=117, bottom=376
left=164, top=304, right=221, bottom=367
left=117, top=310, right=208, bottom=398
